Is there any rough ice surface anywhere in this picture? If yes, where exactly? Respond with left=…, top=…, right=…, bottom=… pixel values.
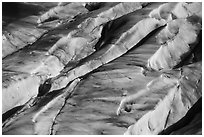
left=2, top=2, right=202, bottom=135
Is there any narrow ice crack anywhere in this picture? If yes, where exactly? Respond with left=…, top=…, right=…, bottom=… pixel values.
left=49, top=79, right=80, bottom=135
left=49, top=95, right=68, bottom=135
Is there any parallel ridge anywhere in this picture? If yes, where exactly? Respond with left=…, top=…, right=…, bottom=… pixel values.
left=2, top=2, right=202, bottom=135
left=2, top=2, right=120, bottom=114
